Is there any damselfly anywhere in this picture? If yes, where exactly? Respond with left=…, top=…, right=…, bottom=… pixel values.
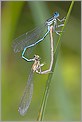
left=12, top=12, right=65, bottom=62
left=18, top=26, right=55, bottom=116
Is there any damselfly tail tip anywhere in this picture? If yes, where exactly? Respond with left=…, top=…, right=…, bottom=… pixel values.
left=18, top=107, right=26, bottom=116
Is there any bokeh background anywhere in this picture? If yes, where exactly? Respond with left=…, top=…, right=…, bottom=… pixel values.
left=1, top=1, right=81, bottom=121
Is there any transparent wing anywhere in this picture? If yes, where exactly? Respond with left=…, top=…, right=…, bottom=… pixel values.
left=12, top=23, right=47, bottom=53
left=18, top=69, right=34, bottom=116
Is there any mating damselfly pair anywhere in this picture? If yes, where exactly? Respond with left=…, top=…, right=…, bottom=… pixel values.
left=12, top=12, right=65, bottom=116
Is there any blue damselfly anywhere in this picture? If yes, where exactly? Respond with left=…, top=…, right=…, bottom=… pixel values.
left=12, top=12, right=65, bottom=62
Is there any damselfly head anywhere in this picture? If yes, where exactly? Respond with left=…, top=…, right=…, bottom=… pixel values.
left=34, top=55, right=40, bottom=61
left=54, top=12, right=59, bottom=18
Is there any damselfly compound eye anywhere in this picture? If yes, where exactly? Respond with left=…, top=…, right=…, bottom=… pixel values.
left=54, top=12, right=59, bottom=17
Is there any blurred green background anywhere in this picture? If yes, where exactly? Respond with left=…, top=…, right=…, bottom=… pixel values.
left=1, top=1, right=81, bottom=121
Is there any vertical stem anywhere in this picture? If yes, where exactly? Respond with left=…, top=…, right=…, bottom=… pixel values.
left=37, top=1, right=74, bottom=121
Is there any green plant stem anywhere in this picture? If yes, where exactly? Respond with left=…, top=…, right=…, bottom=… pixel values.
left=37, top=1, right=74, bottom=121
